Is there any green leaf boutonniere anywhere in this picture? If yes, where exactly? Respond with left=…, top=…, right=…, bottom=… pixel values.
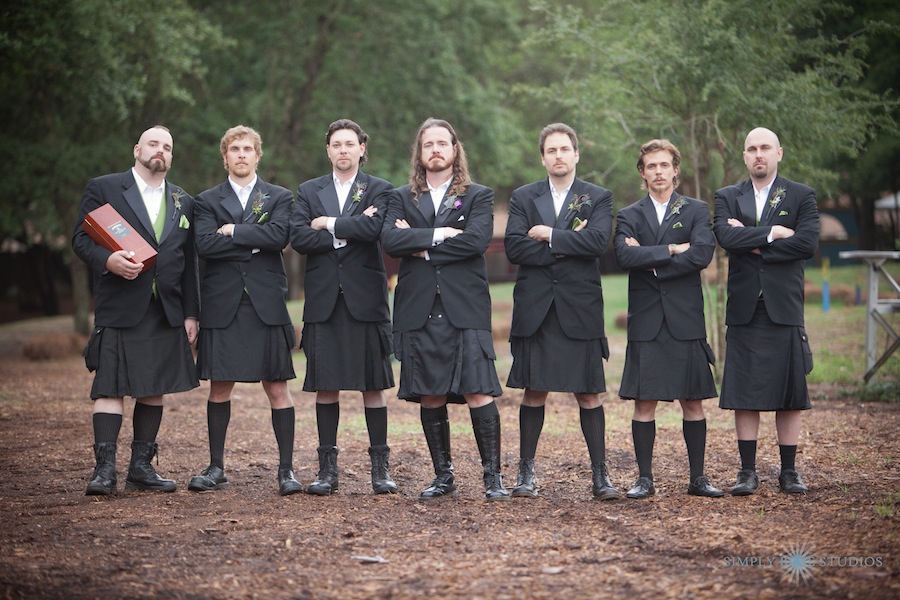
left=668, top=196, right=686, bottom=217
left=251, top=190, right=270, bottom=223
left=769, top=187, right=787, bottom=209
left=566, top=193, right=592, bottom=229
left=672, top=221, right=683, bottom=229
left=352, top=182, right=367, bottom=203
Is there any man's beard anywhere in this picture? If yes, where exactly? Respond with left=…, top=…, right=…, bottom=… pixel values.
left=424, top=156, right=452, bottom=173
left=141, top=155, right=169, bottom=174
left=751, top=163, right=769, bottom=179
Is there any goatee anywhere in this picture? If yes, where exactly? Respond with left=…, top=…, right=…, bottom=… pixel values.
left=141, top=156, right=169, bottom=174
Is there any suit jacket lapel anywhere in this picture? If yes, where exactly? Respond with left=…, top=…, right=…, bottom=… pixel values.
left=317, top=177, right=342, bottom=218
left=639, top=196, right=661, bottom=242
left=220, top=182, right=244, bottom=224
left=656, top=192, right=680, bottom=244
left=158, top=184, right=176, bottom=244
left=342, top=173, right=366, bottom=216
left=416, top=189, right=435, bottom=226
left=534, top=183, right=556, bottom=227
left=760, top=175, right=784, bottom=225
left=737, top=181, right=757, bottom=226
left=122, top=175, right=156, bottom=240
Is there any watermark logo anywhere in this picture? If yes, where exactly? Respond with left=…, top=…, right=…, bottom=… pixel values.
left=723, top=542, right=884, bottom=585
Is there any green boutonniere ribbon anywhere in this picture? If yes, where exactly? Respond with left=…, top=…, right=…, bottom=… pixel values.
left=178, top=215, right=190, bottom=229
left=672, top=221, right=683, bottom=229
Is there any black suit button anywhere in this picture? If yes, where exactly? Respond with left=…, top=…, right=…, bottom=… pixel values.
left=553, top=280, right=558, bottom=285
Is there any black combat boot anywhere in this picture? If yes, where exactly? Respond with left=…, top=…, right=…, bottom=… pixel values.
left=85, top=443, right=117, bottom=496
left=472, top=413, right=510, bottom=501
left=368, top=445, right=398, bottom=494
left=125, top=441, right=176, bottom=492
left=306, top=446, right=339, bottom=496
left=420, top=416, right=457, bottom=499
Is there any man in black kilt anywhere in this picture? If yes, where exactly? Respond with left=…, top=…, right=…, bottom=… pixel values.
left=291, top=119, right=396, bottom=496
left=614, top=139, right=723, bottom=499
left=504, top=123, right=619, bottom=501
left=382, top=117, right=508, bottom=501
left=714, top=127, right=819, bottom=495
left=188, top=125, right=302, bottom=496
left=74, top=125, right=200, bottom=495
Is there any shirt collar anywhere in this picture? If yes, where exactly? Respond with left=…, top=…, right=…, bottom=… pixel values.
left=132, top=168, right=163, bottom=194
left=228, top=174, right=258, bottom=198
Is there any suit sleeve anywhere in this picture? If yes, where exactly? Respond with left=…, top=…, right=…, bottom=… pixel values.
left=179, top=195, right=200, bottom=319
left=232, top=187, right=292, bottom=251
left=504, top=191, right=555, bottom=266
left=655, top=205, right=715, bottom=282
left=291, top=184, right=338, bottom=255
left=428, top=186, right=493, bottom=265
left=72, top=178, right=115, bottom=273
left=545, top=187, right=612, bottom=258
left=194, top=192, right=253, bottom=261
left=613, top=207, right=671, bottom=271
left=381, top=190, right=439, bottom=257
left=713, top=190, right=770, bottom=253
left=760, top=187, right=819, bottom=264
left=333, top=179, right=392, bottom=242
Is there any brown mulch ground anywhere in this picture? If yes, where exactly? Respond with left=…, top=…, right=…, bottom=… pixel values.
left=0, top=317, right=897, bottom=599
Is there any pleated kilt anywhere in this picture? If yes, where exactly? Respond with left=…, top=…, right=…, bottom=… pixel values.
left=395, top=295, right=501, bottom=403
left=507, top=302, right=607, bottom=393
left=87, top=298, right=199, bottom=400
left=197, top=294, right=296, bottom=383
left=719, top=299, right=812, bottom=411
left=300, top=293, right=394, bottom=392
left=618, top=321, right=717, bottom=401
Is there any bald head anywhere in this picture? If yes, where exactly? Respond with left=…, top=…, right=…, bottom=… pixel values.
left=134, top=126, right=173, bottom=176
left=742, top=127, right=782, bottom=184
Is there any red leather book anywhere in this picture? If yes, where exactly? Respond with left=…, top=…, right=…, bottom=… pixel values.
left=83, top=204, right=158, bottom=273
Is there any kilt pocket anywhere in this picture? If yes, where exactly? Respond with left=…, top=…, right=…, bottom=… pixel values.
left=600, top=336, right=610, bottom=361
left=799, top=327, right=814, bottom=374
left=83, top=327, right=103, bottom=372
left=702, top=340, right=716, bottom=366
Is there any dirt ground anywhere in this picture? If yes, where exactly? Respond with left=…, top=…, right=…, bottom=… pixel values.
left=0, top=316, right=898, bottom=599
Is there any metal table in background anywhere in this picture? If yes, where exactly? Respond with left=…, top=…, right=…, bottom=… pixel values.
left=838, top=251, right=900, bottom=383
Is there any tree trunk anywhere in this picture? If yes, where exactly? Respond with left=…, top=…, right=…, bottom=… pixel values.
left=70, top=248, right=91, bottom=335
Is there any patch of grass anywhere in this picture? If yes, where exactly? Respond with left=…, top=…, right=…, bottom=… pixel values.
left=857, top=381, right=900, bottom=403
left=837, top=453, right=862, bottom=466
left=875, top=492, right=899, bottom=518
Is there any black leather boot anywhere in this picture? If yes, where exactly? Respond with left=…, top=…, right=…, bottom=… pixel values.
left=306, top=446, right=339, bottom=496
left=368, top=445, right=398, bottom=494
left=511, top=458, right=537, bottom=498
left=591, top=461, right=620, bottom=501
left=472, top=413, right=510, bottom=501
left=420, top=416, right=457, bottom=499
left=125, top=441, right=176, bottom=492
left=85, top=443, right=117, bottom=496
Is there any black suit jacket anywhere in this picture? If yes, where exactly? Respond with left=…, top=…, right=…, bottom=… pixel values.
left=504, top=178, right=612, bottom=340
left=291, top=172, right=392, bottom=323
left=194, top=179, right=292, bottom=328
left=381, top=182, right=494, bottom=332
left=72, top=170, right=199, bottom=328
left=614, top=193, right=715, bottom=341
left=713, top=175, right=819, bottom=327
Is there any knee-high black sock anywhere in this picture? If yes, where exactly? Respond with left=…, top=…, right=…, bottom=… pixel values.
left=315, top=402, right=340, bottom=447
left=364, top=406, right=388, bottom=447
left=632, top=420, right=656, bottom=479
left=93, top=413, right=123, bottom=445
left=519, top=405, right=545, bottom=460
left=469, top=401, right=499, bottom=421
left=421, top=404, right=448, bottom=426
left=207, top=401, right=231, bottom=469
left=779, top=444, right=797, bottom=472
left=271, top=407, right=296, bottom=470
left=132, top=404, right=163, bottom=443
left=683, top=419, right=707, bottom=482
left=738, top=439, right=757, bottom=472
left=580, top=406, right=606, bottom=465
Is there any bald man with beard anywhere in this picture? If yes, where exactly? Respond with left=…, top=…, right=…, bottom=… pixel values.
left=713, top=127, right=819, bottom=496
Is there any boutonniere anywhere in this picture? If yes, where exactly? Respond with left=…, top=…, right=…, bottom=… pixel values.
left=178, top=215, right=190, bottom=229
left=769, top=187, right=786, bottom=209
left=352, top=182, right=367, bottom=203
left=778, top=210, right=789, bottom=216
left=672, top=221, right=683, bottom=229
left=669, top=196, right=686, bottom=217
left=251, top=190, right=270, bottom=224
left=566, top=193, right=592, bottom=229
left=442, top=193, right=463, bottom=212
left=171, top=190, right=185, bottom=220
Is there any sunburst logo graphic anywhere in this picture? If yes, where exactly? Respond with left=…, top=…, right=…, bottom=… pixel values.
left=780, top=542, right=816, bottom=584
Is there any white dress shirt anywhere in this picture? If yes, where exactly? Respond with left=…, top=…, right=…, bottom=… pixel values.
left=132, top=168, right=164, bottom=224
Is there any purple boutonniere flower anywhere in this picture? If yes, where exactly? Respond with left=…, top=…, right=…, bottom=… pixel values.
left=443, top=193, right=463, bottom=212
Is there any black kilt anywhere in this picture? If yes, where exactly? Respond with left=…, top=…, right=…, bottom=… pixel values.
left=197, top=295, right=296, bottom=383
left=507, top=302, right=608, bottom=393
left=619, top=321, right=717, bottom=401
left=719, top=300, right=812, bottom=411
left=300, top=293, right=394, bottom=392
left=87, top=299, right=199, bottom=399
left=395, top=295, right=501, bottom=403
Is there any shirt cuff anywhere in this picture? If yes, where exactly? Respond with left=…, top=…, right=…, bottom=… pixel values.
left=432, top=229, right=445, bottom=246
left=326, top=217, right=337, bottom=234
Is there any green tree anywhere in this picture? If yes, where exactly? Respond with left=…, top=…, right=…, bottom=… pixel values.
left=522, top=0, right=898, bottom=367
left=0, top=0, right=223, bottom=332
